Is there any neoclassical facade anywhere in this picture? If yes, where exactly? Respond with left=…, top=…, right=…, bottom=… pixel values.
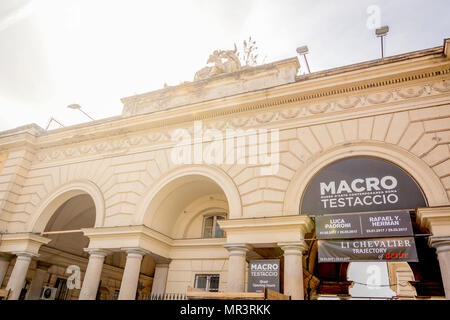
left=0, top=38, right=449, bottom=300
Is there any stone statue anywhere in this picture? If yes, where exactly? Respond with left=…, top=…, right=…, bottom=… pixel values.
left=194, top=45, right=242, bottom=81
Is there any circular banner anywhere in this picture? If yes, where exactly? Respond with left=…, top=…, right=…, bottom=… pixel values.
left=300, top=156, right=427, bottom=215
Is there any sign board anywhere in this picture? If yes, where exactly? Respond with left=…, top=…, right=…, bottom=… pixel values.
left=315, top=211, right=414, bottom=239
left=301, top=157, right=427, bottom=215
left=318, top=237, right=418, bottom=263
left=248, top=259, right=280, bottom=293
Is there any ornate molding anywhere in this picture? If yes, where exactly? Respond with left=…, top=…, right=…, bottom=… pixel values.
left=35, top=78, right=450, bottom=164
left=432, top=79, right=450, bottom=93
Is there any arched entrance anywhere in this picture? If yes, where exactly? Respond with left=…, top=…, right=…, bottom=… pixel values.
left=136, top=167, right=237, bottom=295
left=34, top=193, right=97, bottom=300
left=142, top=174, right=229, bottom=238
left=7, top=182, right=155, bottom=300
left=298, top=156, right=444, bottom=299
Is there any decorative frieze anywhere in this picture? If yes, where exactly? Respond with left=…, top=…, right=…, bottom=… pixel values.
left=34, top=78, right=450, bottom=164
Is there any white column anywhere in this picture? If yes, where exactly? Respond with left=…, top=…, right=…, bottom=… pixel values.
left=430, top=237, right=450, bottom=300
left=118, top=248, right=147, bottom=300
left=79, top=249, right=110, bottom=300
left=151, top=263, right=170, bottom=296
left=279, top=242, right=307, bottom=300
left=26, top=262, right=51, bottom=300
left=224, top=244, right=250, bottom=292
left=0, top=253, right=13, bottom=288
left=6, top=252, right=36, bottom=300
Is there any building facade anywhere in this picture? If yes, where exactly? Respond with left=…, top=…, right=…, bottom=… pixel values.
left=0, top=39, right=449, bottom=300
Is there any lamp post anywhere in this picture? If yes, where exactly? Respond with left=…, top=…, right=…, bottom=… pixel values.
left=67, top=104, right=95, bottom=121
left=375, top=26, right=389, bottom=59
left=296, top=45, right=311, bottom=74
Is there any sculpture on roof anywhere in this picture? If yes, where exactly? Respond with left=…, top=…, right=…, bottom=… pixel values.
left=194, top=45, right=242, bottom=81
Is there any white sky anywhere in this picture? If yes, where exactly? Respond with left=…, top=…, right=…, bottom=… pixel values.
left=0, top=0, right=449, bottom=131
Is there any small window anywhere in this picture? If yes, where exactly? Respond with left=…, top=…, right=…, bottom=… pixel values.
left=203, top=215, right=225, bottom=238
left=194, top=274, right=220, bottom=292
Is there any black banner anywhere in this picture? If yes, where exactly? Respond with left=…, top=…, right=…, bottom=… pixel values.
left=318, top=237, right=418, bottom=262
left=248, top=259, right=280, bottom=293
left=301, top=157, right=427, bottom=214
left=315, top=211, right=413, bottom=239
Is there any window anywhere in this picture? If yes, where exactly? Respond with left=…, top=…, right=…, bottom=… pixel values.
left=203, top=215, right=226, bottom=238
left=194, top=274, right=220, bottom=292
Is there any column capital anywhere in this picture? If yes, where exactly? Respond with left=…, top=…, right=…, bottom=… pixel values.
left=278, top=241, right=308, bottom=255
left=121, top=247, right=150, bottom=258
left=429, top=236, right=450, bottom=253
left=155, top=263, right=170, bottom=268
left=84, top=248, right=111, bottom=258
left=416, top=206, right=450, bottom=237
left=154, top=256, right=171, bottom=265
left=223, top=243, right=252, bottom=256
left=12, top=251, right=38, bottom=259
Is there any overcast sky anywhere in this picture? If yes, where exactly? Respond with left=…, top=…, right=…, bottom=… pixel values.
left=0, top=0, right=449, bottom=131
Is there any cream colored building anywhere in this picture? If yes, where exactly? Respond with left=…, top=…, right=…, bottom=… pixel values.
left=0, top=38, right=449, bottom=300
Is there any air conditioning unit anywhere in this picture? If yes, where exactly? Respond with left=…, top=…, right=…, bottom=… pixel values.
left=40, top=286, right=57, bottom=300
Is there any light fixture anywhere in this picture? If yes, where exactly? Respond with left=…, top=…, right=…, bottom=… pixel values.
left=296, top=45, right=311, bottom=74
left=296, top=46, right=309, bottom=55
left=375, top=25, right=389, bottom=36
left=67, top=104, right=95, bottom=121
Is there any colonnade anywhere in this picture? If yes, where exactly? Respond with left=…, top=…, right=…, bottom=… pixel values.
left=1, top=206, right=450, bottom=300
left=1, top=242, right=309, bottom=300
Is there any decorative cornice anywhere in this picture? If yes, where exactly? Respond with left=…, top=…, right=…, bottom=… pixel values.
left=32, top=76, right=450, bottom=164
left=218, top=215, right=313, bottom=245
left=0, top=232, right=51, bottom=255
left=416, top=206, right=450, bottom=237
left=444, top=38, right=450, bottom=59
left=428, top=236, right=450, bottom=252
left=0, top=50, right=446, bottom=163
left=82, top=225, right=226, bottom=248
left=0, top=124, right=44, bottom=139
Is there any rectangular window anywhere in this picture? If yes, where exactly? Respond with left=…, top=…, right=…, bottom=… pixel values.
left=203, top=216, right=214, bottom=238
left=203, top=215, right=226, bottom=238
left=215, top=216, right=225, bottom=238
left=194, top=274, right=220, bottom=292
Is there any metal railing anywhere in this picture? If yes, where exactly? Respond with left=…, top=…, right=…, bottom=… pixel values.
left=96, top=292, right=187, bottom=300
left=141, top=293, right=187, bottom=300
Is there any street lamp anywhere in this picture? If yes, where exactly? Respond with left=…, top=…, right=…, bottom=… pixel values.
left=67, top=104, right=95, bottom=121
left=375, top=25, right=389, bottom=59
left=296, top=45, right=311, bottom=74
